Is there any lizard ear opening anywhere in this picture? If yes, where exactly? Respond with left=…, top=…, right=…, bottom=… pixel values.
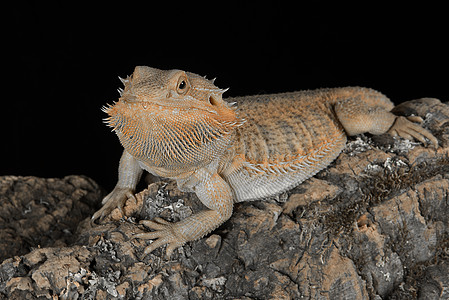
left=209, top=94, right=220, bottom=106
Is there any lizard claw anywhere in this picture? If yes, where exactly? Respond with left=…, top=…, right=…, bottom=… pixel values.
left=134, top=218, right=186, bottom=258
left=388, top=116, right=438, bottom=149
left=91, top=187, right=136, bottom=224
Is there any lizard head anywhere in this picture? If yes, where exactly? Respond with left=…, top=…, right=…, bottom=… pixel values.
left=103, top=67, right=245, bottom=166
left=118, top=66, right=235, bottom=114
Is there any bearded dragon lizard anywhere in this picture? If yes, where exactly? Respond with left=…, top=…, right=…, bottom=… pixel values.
left=92, top=66, right=438, bottom=257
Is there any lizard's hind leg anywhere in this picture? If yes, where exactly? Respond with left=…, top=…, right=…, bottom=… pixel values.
left=334, top=92, right=438, bottom=148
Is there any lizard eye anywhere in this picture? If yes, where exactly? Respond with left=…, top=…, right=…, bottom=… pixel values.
left=176, top=76, right=190, bottom=95
left=179, top=80, right=186, bottom=89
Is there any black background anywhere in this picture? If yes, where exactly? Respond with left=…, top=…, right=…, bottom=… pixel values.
left=4, top=3, right=447, bottom=191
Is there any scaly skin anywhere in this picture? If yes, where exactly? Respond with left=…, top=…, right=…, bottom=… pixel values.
left=92, top=66, right=438, bottom=258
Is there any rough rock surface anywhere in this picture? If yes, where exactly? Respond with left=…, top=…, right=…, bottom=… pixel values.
left=0, top=176, right=102, bottom=262
left=1, top=98, right=448, bottom=299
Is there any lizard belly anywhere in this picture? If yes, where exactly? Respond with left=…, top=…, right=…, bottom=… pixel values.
left=226, top=132, right=346, bottom=202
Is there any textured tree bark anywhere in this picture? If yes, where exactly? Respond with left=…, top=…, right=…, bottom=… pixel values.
left=1, top=99, right=448, bottom=299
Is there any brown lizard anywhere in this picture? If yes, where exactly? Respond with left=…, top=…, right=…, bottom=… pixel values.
left=92, top=66, right=438, bottom=257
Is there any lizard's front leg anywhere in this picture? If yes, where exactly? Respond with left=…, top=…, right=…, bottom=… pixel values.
left=134, top=172, right=233, bottom=258
left=92, top=150, right=143, bottom=223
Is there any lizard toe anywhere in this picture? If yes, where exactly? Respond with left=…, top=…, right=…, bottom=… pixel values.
left=406, top=115, right=424, bottom=123
left=91, top=187, right=135, bottom=224
left=135, top=218, right=186, bottom=258
left=142, top=238, right=184, bottom=258
left=91, top=205, right=116, bottom=224
left=140, top=217, right=171, bottom=229
left=388, top=116, right=438, bottom=149
left=397, top=128, right=425, bottom=145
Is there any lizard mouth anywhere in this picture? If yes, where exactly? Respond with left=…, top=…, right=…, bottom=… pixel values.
left=117, top=75, right=143, bottom=103
left=120, top=94, right=139, bottom=103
